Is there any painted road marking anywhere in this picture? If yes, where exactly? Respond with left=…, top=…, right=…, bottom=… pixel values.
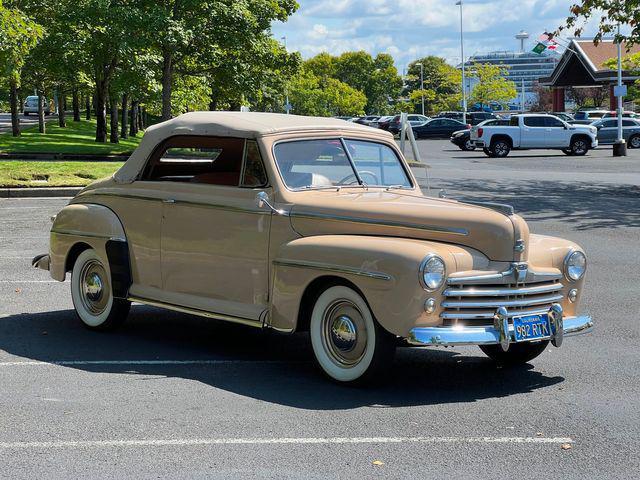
left=0, top=360, right=294, bottom=367
left=0, top=436, right=573, bottom=449
left=0, top=280, right=64, bottom=283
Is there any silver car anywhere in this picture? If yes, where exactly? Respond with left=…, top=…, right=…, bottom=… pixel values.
left=23, top=95, right=50, bottom=116
left=591, top=118, right=640, bottom=148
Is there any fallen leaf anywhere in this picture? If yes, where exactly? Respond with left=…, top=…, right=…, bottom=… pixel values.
left=14, top=288, right=22, bottom=293
left=372, top=460, right=384, bottom=466
left=561, top=443, right=572, bottom=450
left=536, top=432, right=543, bottom=436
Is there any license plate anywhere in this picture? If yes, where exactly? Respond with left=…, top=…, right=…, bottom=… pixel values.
left=513, top=314, right=551, bottom=342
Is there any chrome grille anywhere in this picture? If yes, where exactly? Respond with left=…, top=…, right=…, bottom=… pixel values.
left=441, top=270, right=563, bottom=327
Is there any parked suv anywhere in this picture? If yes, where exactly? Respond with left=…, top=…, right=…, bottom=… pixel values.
left=23, top=95, right=50, bottom=116
left=572, top=109, right=609, bottom=124
left=471, top=114, right=598, bottom=157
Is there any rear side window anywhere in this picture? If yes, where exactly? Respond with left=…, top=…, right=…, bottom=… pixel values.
left=523, top=117, right=546, bottom=127
left=143, top=136, right=245, bottom=186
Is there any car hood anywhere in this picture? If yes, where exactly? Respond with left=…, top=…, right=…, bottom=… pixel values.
left=288, top=190, right=528, bottom=262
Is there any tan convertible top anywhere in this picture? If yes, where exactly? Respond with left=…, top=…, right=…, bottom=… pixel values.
left=114, top=111, right=393, bottom=183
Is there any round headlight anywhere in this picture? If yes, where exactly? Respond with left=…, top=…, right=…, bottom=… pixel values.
left=564, top=250, right=586, bottom=281
left=419, top=255, right=446, bottom=291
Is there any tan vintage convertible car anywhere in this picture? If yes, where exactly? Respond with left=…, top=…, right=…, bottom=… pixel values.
left=33, top=112, right=592, bottom=384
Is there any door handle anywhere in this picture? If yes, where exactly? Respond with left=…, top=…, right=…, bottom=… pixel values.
left=163, top=198, right=176, bottom=204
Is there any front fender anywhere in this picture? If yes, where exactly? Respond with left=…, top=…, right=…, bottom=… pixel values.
left=49, top=203, right=126, bottom=281
left=269, top=235, right=463, bottom=336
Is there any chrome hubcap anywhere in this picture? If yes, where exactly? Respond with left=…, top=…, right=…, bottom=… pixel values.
left=79, top=260, right=108, bottom=315
left=495, top=143, right=508, bottom=155
left=322, top=300, right=367, bottom=367
left=631, top=137, right=640, bottom=148
left=574, top=141, right=586, bottom=153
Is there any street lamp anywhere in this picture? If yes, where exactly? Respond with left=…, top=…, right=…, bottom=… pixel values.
left=613, top=24, right=627, bottom=156
left=456, top=0, right=467, bottom=124
left=415, top=62, right=424, bottom=116
left=281, top=35, right=291, bottom=114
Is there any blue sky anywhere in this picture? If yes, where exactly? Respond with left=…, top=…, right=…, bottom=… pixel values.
left=271, top=0, right=603, bottom=71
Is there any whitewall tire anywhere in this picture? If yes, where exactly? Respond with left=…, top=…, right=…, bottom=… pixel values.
left=71, top=249, right=130, bottom=330
left=309, top=285, right=395, bottom=384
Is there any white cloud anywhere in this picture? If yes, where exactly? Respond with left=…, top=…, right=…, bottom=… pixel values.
left=272, top=0, right=611, bottom=68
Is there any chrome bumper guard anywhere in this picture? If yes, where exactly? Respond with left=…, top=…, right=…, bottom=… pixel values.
left=32, top=253, right=50, bottom=271
left=407, top=303, right=592, bottom=350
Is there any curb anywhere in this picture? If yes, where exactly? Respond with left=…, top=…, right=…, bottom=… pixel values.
left=0, top=187, right=82, bottom=198
left=0, top=153, right=129, bottom=161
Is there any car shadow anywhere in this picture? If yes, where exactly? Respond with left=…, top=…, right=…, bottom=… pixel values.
left=0, top=306, right=564, bottom=410
left=432, top=178, right=640, bottom=230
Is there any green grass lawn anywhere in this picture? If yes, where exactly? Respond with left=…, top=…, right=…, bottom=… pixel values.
left=0, top=161, right=123, bottom=187
left=0, top=119, right=142, bottom=155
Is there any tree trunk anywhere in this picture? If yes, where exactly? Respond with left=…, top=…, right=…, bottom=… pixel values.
left=130, top=100, right=138, bottom=137
left=95, top=81, right=107, bottom=143
left=140, top=106, right=146, bottom=129
left=72, top=88, right=80, bottom=122
left=85, top=93, right=91, bottom=120
left=38, top=92, right=46, bottom=134
left=137, top=105, right=144, bottom=130
left=58, top=90, right=67, bottom=128
left=9, top=78, right=20, bottom=137
left=161, top=47, right=173, bottom=121
left=109, top=89, right=119, bottom=144
left=120, top=93, right=129, bottom=139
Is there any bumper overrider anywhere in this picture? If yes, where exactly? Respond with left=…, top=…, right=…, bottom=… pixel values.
left=407, top=303, right=593, bottom=351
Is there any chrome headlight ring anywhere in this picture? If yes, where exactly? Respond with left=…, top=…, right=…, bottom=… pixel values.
left=419, top=254, right=446, bottom=292
left=564, top=250, right=587, bottom=282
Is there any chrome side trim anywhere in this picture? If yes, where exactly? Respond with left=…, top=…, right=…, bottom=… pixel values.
left=127, top=296, right=262, bottom=328
left=444, top=282, right=562, bottom=297
left=441, top=293, right=564, bottom=309
left=78, top=191, right=267, bottom=216
left=273, top=259, right=393, bottom=281
left=458, top=200, right=515, bottom=216
left=406, top=314, right=593, bottom=347
left=51, top=229, right=126, bottom=242
left=289, top=211, right=469, bottom=236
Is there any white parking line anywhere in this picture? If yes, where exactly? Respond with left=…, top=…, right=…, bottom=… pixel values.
left=0, top=360, right=292, bottom=367
left=0, top=280, right=63, bottom=283
left=0, top=436, right=573, bottom=449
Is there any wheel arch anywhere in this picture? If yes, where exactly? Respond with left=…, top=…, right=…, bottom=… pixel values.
left=490, top=134, right=513, bottom=148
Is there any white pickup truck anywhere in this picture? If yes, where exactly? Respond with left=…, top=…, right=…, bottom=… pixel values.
left=470, top=114, right=598, bottom=157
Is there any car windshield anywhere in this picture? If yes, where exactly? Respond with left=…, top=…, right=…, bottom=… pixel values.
left=273, top=138, right=412, bottom=190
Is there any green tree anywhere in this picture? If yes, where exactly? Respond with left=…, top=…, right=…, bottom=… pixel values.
left=288, top=67, right=366, bottom=117
left=0, top=1, right=42, bottom=136
left=468, top=63, right=517, bottom=109
left=405, top=57, right=461, bottom=114
left=560, top=0, right=640, bottom=46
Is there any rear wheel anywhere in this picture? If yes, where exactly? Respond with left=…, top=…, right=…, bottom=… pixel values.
left=490, top=139, right=511, bottom=157
left=309, top=285, right=395, bottom=385
left=71, top=249, right=130, bottom=331
left=628, top=134, right=640, bottom=149
left=570, top=137, right=589, bottom=156
left=479, top=341, right=548, bottom=366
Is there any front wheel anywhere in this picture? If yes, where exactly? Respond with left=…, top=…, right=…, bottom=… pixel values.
left=71, top=249, right=130, bottom=331
left=310, top=285, right=395, bottom=385
left=479, top=341, right=548, bottom=366
left=570, top=137, right=589, bottom=156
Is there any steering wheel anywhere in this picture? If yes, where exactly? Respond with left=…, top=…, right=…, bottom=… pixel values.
left=339, top=170, right=379, bottom=185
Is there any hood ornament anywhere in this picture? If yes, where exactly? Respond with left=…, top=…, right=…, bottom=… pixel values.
left=512, top=262, right=528, bottom=283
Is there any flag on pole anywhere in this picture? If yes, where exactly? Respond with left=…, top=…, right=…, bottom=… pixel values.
left=532, top=42, right=547, bottom=54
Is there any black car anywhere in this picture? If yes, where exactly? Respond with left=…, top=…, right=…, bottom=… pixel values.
left=412, top=118, right=469, bottom=139
left=450, top=118, right=510, bottom=150
left=352, top=115, right=380, bottom=126
left=436, top=111, right=496, bottom=125
left=387, top=114, right=430, bottom=134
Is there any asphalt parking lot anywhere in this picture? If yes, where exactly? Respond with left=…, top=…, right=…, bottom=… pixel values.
left=1, top=140, right=639, bottom=478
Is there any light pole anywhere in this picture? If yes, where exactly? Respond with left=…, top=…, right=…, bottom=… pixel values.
left=416, top=62, right=424, bottom=116
left=456, top=0, right=467, bottom=124
left=613, top=24, right=627, bottom=156
left=281, top=35, right=291, bottom=114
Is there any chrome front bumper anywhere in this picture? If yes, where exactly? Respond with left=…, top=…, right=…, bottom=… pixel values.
left=407, top=304, right=592, bottom=350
